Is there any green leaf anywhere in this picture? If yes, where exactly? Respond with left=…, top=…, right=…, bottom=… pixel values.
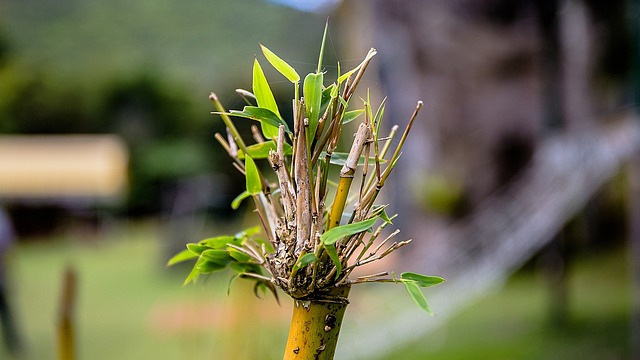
left=198, top=235, right=237, bottom=248
left=226, top=274, right=240, bottom=295
left=343, top=109, right=365, bottom=124
left=321, top=85, right=335, bottom=110
left=338, top=96, right=348, bottom=109
left=372, top=205, right=393, bottom=224
left=337, top=66, right=359, bottom=84
left=321, top=217, right=378, bottom=246
left=201, top=249, right=233, bottom=263
left=303, top=72, right=324, bottom=141
left=260, top=44, right=299, bottom=83
left=196, top=259, right=227, bottom=273
left=401, top=272, right=445, bottom=288
left=186, top=243, right=208, bottom=256
left=235, top=226, right=262, bottom=239
left=167, top=249, right=198, bottom=266
left=252, top=59, right=281, bottom=138
left=228, top=247, right=253, bottom=263
left=223, top=106, right=291, bottom=136
left=264, top=280, right=280, bottom=304
left=183, top=259, right=202, bottom=286
left=253, top=280, right=268, bottom=299
left=324, top=244, right=342, bottom=279
left=330, top=80, right=340, bottom=98
left=317, top=20, right=329, bottom=73
left=242, top=106, right=290, bottom=133
left=372, top=98, right=387, bottom=132
left=403, top=281, right=433, bottom=315
left=244, top=155, right=262, bottom=195
left=253, top=59, right=280, bottom=115
left=337, top=47, right=376, bottom=84
left=292, top=253, right=318, bottom=272
left=230, top=262, right=262, bottom=275
left=238, top=140, right=293, bottom=160
left=231, top=190, right=251, bottom=210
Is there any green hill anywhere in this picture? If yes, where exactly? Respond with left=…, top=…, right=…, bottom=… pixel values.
left=0, top=0, right=326, bottom=93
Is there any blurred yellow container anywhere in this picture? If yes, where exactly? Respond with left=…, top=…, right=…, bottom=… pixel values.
left=0, top=135, right=127, bottom=200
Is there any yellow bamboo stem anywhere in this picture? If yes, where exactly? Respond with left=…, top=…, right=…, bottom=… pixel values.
left=327, top=176, right=353, bottom=229
left=283, top=285, right=351, bottom=360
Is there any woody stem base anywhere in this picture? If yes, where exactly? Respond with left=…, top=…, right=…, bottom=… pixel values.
left=283, top=285, right=351, bottom=360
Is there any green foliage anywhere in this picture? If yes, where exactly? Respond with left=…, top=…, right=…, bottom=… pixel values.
left=2, top=0, right=327, bottom=94
left=260, top=44, right=299, bottom=83
left=166, top=249, right=197, bottom=266
left=391, top=272, right=446, bottom=315
left=320, top=217, right=378, bottom=246
left=400, top=272, right=445, bottom=288
left=252, top=59, right=281, bottom=138
left=238, top=141, right=293, bottom=160
left=403, top=281, right=433, bottom=315
left=303, top=72, right=323, bottom=141
left=224, top=106, right=291, bottom=134
left=292, top=253, right=318, bottom=272
left=324, top=244, right=342, bottom=280
left=231, top=190, right=251, bottom=210
left=168, top=226, right=271, bottom=290
left=244, top=155, right=262, bottom=195
left=342, top=109, right=365, bottom=124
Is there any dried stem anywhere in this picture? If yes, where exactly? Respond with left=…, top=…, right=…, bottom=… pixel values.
left=294, top=118, right=312, bottom=253
left=269, top=126, right=296, bottom=226
left=209, top=92, right=248, bottom=154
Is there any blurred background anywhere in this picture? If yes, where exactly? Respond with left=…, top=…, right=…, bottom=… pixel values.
left=0, top=0, right=638, bottom=359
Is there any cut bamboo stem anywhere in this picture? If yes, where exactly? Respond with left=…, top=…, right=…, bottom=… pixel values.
left=283, top=285, right=350, bottom=360
left=327, top=123, right=371, bottom=230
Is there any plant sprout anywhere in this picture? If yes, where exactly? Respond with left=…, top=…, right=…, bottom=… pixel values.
left=169, top=24, right=444, bottom=359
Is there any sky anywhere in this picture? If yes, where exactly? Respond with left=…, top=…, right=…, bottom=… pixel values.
left=266, top=0, right=341, bottom=12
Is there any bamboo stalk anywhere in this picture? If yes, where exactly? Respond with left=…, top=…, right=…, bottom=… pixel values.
left=283, top=285, right=350, bottom=360
left=327, top=123, right=371, bottom=229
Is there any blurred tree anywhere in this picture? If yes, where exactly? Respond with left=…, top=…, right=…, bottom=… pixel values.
left=102, top=72, right=227, bottom=215
left=0, top=27, right=9, bottom=67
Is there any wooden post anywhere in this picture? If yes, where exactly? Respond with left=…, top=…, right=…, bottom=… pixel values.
left=629, top=154, right=640, bottom=360
left=58, top=267, right=76, bottom=360
left=541, top=232, right=568, bottom=326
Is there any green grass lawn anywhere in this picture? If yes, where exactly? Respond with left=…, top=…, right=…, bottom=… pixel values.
left=5, top=222, right=291, bottom=360
left=2, top=222, right=633, bottom=359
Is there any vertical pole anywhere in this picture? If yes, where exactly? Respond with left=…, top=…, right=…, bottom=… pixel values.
left=536, top=0, right=564, bottom=132
left=629, top=0, right=640, bottom=358
left=541, top=231, right=568, bottom=326
left=536, top=0, right=571, bottom=325
left=58, top=267, right=76, bottom=360
left=630, top=156, right=640, bottom=360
